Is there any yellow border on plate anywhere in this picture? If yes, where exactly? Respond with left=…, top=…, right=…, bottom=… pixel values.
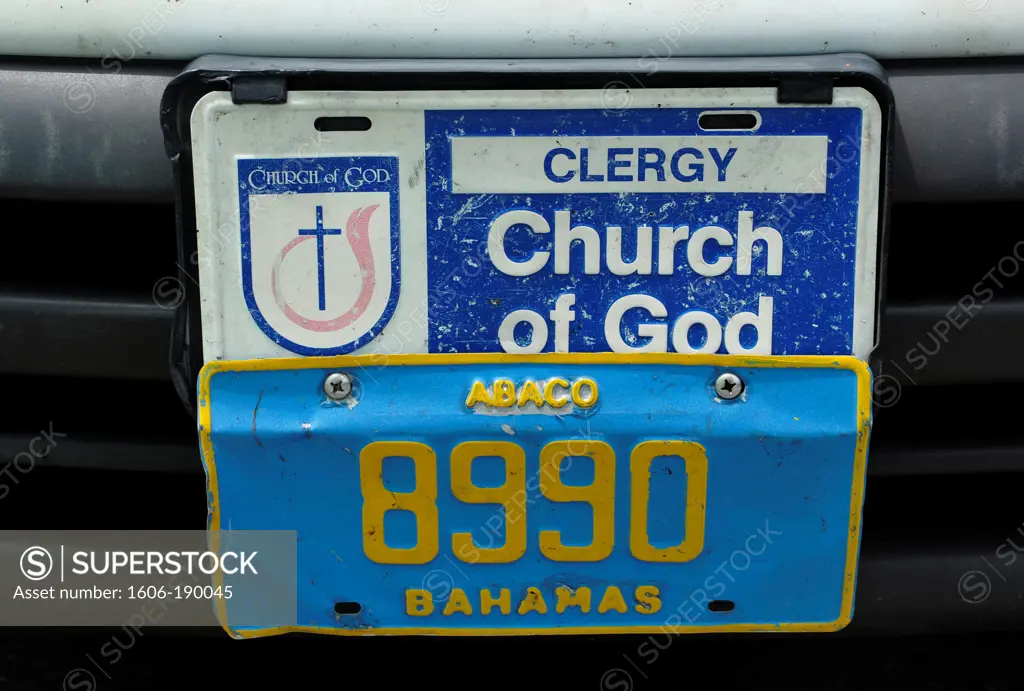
left=198, top=353, right=872, bottom=639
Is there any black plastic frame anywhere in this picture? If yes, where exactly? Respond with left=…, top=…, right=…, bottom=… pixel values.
left=161, top=54, right=894, bottom=418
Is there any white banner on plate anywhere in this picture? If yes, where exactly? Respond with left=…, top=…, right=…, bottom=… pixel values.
left=450, top=135, right=828, bottom=195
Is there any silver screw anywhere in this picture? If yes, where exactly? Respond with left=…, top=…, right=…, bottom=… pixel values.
left=324, top=372, right=353, bottom=401
left=714, top=372, right=744, bottom=400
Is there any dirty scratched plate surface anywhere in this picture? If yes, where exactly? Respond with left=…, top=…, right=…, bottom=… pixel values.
left=199, top=354, right=871, bottom=636
left=189, top=87, right=883, bottom=362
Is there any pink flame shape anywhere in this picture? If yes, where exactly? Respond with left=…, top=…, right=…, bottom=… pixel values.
left=270, top=205, right=380, bottom=333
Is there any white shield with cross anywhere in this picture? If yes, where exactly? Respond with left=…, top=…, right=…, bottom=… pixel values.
left=244, top=190, right=397, bottom=354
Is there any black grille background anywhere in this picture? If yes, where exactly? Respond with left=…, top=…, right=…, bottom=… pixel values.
left=1, top=60, right=1024, bottom=638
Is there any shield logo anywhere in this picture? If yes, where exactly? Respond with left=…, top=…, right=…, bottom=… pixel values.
left=238, top=156, right=401, bottom=355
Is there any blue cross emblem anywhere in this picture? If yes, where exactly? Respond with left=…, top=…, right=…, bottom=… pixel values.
left=298, top=206, right=341, bottom=311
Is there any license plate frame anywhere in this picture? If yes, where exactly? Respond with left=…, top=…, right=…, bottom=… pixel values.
left=199, top=352, right=872, bottom=638
left=164, top=55, right=892, bottom=636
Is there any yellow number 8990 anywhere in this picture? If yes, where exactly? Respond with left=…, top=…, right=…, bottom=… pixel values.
left=358, top=439, right=707, bottom=565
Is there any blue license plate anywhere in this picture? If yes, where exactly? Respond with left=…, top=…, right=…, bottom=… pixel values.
left=201, top=353, right=871, bottom=637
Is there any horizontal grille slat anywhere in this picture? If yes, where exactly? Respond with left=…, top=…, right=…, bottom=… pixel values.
left=1, top=61, right=1024, bottom=202
left=0, top=294, right=172, bottom=380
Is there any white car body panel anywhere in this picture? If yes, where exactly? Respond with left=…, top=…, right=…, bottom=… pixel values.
left=4, top=0, right=1022, bottom=61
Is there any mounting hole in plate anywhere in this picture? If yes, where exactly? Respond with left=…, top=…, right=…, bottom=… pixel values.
left=697, top=112, right=759, bottom=131
left=314, top=116, right=372, bottom=132
left=333, top=601, right=362, bottom=615
left=708, top=599, right=735, bottom=613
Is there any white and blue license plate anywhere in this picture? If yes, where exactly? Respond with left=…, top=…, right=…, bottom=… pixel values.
left=189, top=86, right=882, bottom=635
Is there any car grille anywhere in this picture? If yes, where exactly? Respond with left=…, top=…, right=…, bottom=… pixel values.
left=1, top=59, right=1022, bottom=634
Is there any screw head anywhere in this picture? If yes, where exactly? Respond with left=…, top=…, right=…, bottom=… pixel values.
left=324, top=372, right=353, bottom=401
left=714, top=372, right=744, bottom=400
